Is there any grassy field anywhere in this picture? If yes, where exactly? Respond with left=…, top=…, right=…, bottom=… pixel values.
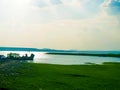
left=0, top=60, right=120, bottom=90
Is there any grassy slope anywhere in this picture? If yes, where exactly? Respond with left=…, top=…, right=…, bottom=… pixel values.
left=0, top=61, right=120, bottom=90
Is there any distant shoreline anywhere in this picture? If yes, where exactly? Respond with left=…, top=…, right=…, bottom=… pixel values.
left=47, top=52, right=120, bottom=58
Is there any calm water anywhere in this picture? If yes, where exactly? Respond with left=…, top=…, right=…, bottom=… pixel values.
left=34, top=53, right=120, bottom=65
left=1, top=51, right=120, bottom=65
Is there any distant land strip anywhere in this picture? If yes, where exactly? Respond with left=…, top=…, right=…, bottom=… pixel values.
left=46, top=52, right=120, bottom=58
left=0, top=47, right=41, bottom=52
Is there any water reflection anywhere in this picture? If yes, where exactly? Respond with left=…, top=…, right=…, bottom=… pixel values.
left=33, top=52, right=50, bottom=63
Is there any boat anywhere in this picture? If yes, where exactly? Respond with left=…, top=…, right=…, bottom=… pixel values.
left=0, top=55, right=6, bottom=60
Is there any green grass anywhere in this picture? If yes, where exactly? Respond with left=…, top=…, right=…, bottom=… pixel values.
left=0, top=61, right=120, bottom=90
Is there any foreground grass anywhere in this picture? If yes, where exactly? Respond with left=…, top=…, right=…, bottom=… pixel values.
left=0, top=61, right=120, bottom=90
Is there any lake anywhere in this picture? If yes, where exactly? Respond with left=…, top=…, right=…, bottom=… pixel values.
left=1, top=51, right=120, bottom=65
left=34, top=53, right=120, bottom=65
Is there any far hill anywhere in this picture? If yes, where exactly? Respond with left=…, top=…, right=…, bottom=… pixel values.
left=0, top=47, right=40, bottom=52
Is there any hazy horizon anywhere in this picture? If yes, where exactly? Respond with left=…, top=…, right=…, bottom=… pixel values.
left=0, top=0, right=120, bottom=50
left=0, top=46, right=120, bottom=51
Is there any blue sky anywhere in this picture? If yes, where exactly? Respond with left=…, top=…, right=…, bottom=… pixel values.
left=0, top=0, right=120, bottom=50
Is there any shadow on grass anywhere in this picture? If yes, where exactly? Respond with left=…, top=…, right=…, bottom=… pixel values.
left=64, top=74, right=89, bottom=78
left=0, top=88, right=9, bottom=90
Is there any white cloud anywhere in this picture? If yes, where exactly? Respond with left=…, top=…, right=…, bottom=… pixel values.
left=101, top=0, right=120, bottom=15
left=29, top=0, right=103, bottom=24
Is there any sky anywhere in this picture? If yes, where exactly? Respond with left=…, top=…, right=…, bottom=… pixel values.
left=0, top=0, right=120, bottom=50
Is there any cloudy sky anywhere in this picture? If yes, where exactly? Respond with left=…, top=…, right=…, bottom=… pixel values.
left=0, top=0, right=120, bottom=50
